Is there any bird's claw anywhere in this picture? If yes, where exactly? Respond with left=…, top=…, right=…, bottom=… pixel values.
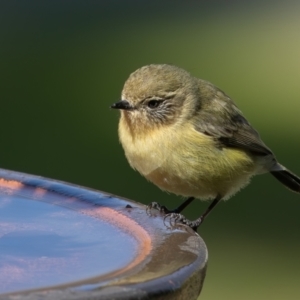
left=146, top=202, right=173, bottom=214
left=164, top=213, right=202, bottom=231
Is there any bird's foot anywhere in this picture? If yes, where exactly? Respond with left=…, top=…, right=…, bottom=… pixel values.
left=146, top=202, right=178, bottom=215
left=164, top=213, right=203, bottom=231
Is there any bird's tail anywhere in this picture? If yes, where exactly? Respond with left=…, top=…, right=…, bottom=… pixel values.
left=271, top=163, right=300, bottom=193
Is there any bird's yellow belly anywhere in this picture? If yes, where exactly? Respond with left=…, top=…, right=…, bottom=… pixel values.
left=121, top=124, right=257, bottom=200
left=145, top=148, right=256, bottom=200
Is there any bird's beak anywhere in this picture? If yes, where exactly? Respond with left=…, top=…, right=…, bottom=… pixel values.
left=110, top=100, right=133, bottom=110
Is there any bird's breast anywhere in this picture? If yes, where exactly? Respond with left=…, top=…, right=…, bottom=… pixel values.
left=119, top=120, right=257, bottom=199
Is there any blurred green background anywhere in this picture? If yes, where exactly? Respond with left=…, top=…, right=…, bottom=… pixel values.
left=1, top=1, right=300, bottom=299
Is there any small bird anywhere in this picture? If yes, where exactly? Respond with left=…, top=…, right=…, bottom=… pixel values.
left=111, top=64, right=300, bottom=230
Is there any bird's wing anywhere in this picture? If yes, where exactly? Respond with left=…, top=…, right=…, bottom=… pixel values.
left=194, top=110, right=273, bottom=156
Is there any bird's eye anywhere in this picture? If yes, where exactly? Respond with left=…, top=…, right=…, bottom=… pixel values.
left=147, top=99, right=161, bottom=109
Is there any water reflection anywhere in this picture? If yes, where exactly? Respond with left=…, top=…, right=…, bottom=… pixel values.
left=0, top=195, right=137, bottom=293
